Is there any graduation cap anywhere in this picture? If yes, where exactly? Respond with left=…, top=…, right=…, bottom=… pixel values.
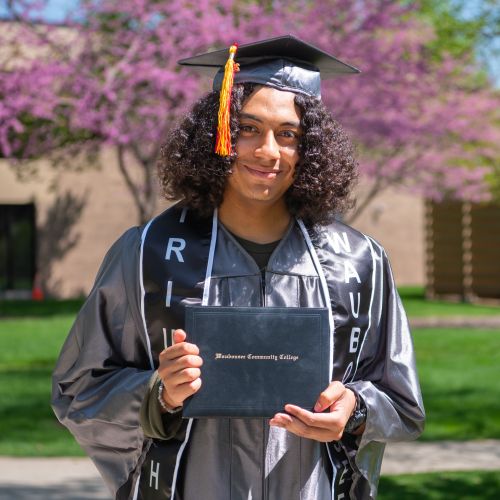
left=178, top=35, right=360, bottom=156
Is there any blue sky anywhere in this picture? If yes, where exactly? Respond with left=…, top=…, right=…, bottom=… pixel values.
left=0, top=0, right=73, bottom=22
left=1, top=0, right=498, bottom=85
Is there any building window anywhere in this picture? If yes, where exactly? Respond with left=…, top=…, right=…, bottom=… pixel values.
left=0, top=204, right=36, bottom=296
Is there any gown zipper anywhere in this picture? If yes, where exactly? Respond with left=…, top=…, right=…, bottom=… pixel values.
left=261, top=269, right=268, bottom=500
left=260, top=269, right=266, bottom=307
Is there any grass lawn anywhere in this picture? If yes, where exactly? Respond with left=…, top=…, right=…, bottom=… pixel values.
left=399, top=287, right=500, bottom=317
left=0, top=309, right=499, bottom=455
left=0, top=315, right=84, bottom=456
left=0, top=299, right=84, bottom=318
left=414, top=328, right=500, bottom=441
left=1, top=290, right=499, bottom=320
left=379, top=470, right=500, bottom=500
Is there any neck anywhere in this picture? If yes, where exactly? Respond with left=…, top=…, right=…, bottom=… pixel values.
left=218, top=198, right=291, bottom=244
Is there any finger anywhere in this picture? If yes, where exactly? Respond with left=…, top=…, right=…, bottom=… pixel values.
left=171, top=354, right=203, bottom=370
left=160, top=342, right=200, bottom=361
left=270, top=413, right=341, bottom=442
left=163, top=377, right=202, bottom=407
left=173, top=329, right=187, bottom=344
left=158, top=354, right=203, bottom=379
left=314, top=381, right=345, bottom=412
left=159, top=329, right=190, bottom=356
left=168, top=378, right=202, bottom=403
left=269, top=412, right=293, bottom=426
left=284, top=404, right=343, bottom=429
left=163, top=367, right=201, bottom=386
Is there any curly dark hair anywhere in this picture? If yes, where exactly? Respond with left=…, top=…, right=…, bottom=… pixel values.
left=157, top=83, right=357, bottom=225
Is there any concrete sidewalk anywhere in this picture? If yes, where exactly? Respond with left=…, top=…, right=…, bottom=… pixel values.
left=1, top=440, right=499, bottom=499
left=410, top=316, right=500, bottom=329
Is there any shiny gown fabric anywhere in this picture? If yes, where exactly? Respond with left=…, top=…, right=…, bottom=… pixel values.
left=51, top=205, right=424, bottom=500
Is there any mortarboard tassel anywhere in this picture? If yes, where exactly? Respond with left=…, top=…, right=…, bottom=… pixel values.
left=215, top=43, right=239, bottom=156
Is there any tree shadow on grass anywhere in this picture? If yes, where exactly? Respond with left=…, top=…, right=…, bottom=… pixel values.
left=0, top=367, right=81, bottom=454
left=0, top=299, right=84, bottom=318
left=420, top=386, right=500, bottom=441
left=379, top=471, right=500, bottom=500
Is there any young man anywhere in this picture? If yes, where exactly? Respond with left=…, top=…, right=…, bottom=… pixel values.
left=52, top=36, right=425, bottom=500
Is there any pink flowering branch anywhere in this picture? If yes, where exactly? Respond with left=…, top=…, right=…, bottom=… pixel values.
left=1, top=0, right=498, bottom=223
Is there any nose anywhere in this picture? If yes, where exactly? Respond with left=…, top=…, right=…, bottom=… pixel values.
left=255, top=130, right=280, bottom=162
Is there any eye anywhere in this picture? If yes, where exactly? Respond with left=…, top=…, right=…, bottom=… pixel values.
left=277, top=130, right=301, bottom=144
left=279, top=130, right=299, bottom=139
left=239, top=124, right=258, bottom=134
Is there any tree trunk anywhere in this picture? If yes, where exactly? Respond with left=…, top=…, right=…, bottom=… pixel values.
left=116, top=145, right=158, bottom=224
left=345, top=179, right=385, bottom=225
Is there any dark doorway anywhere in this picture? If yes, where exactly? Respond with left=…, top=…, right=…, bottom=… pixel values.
left=0, top=203, right=36, bottom=295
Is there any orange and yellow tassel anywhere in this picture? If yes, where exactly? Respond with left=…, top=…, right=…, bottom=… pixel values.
left=215, top=43, right=239, bottom=156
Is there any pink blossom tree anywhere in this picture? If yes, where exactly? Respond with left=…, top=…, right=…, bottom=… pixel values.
left=1, top=0, right=499, bottom=223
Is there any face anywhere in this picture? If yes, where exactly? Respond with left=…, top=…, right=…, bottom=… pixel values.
left=223, top=86, right=301, bottom=209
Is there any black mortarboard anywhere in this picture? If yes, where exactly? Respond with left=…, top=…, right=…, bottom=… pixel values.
left=178, top=34, right=360, bottom=99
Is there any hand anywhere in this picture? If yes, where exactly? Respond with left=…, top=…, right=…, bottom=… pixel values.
left=269, top=381, right=357, bottom=442
left=157, top=329, right=203, bottom=410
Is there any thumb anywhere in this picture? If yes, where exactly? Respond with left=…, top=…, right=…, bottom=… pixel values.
left=173, top=329, right=187, bottom=344
left=314, top=381, right=345, bottom=412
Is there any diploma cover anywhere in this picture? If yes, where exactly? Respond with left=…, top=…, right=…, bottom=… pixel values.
left=183, top=306, right=330, bottom=418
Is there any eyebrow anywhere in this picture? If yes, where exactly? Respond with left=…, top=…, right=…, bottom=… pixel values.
left=239, top=113, right=301, bottom=128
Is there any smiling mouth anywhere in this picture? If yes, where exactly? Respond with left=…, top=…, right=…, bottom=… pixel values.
left=244, top=165, right=281, bottom=179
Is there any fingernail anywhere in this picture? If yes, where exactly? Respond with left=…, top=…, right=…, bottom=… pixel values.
left=314, top=402, right=322, bottom=412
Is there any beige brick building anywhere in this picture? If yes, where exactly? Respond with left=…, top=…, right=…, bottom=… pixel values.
left=350, top=185, right=424, bottom=286
left=0, top=153, right=424, bottom=298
